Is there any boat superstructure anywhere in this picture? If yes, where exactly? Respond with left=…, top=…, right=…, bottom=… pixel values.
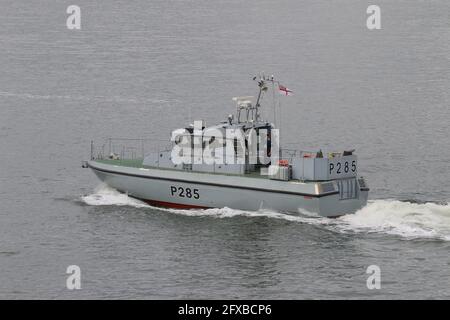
left=84, top=75, right=369, bottom=217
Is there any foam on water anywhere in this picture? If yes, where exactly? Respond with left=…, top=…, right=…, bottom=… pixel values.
left=81, top=185, right=450, bottom=241
left=81, top=184, right=150, bottom=208
left=337, top=200, right=450, bottom=241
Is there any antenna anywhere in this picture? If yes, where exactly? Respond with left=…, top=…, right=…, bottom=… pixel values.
left=251, top=73, right=288, bottom=131
left=253, top=73, right=281, bottom=123
left=253, top=73, right=269, bottom=122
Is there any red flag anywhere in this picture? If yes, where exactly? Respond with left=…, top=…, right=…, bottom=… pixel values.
left=278, top=84, right=293, bottom=96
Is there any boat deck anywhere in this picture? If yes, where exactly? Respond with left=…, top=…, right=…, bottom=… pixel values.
left=96, top=159, right=145, bottom=168
left=94, top=159, right=269, bottom=179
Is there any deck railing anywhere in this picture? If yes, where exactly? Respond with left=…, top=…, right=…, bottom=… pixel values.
left=90, top=138, right=173, bottom=161
left=90, top=139, right=345, bottom=163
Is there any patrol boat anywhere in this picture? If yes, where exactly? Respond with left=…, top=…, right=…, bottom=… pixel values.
left=83, top=75, right=369, bottom=217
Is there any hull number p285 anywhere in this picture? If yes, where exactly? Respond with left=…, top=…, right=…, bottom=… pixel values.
left=170, top=186, right=200, bottom=199
left=329, top=160, right=356, bottom=176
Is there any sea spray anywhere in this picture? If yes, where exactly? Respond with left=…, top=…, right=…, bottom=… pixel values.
left=338, top=200, right=450, bottom=241
left=82, top=185, right=450, bottom=241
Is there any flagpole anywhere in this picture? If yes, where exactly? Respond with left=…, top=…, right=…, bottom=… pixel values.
left=272, top=80, right=276, bottom=127
left=274, top=80, right=282, bottom=158
left=279, top=86, right=282, bottom=158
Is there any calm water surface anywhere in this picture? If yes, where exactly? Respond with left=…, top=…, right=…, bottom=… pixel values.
left=0, top=0, right=449, bottom=299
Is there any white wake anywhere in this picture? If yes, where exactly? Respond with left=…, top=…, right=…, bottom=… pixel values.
left=81, top=185, right=450, bottom=241
left=81, top=184, right=149, bottom=208
left=337, top=200, right=450, bottom=241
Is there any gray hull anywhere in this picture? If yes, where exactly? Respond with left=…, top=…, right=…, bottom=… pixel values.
left=88, top=161, right=368, bottom=217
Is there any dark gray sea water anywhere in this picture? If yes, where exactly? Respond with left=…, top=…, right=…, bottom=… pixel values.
left=1, top=0, right=449, bottom=299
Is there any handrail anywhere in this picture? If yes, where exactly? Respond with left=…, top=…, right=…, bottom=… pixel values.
left=90, top=137, right=174, bottom=161
left=90, top=138, right=353, bottom=162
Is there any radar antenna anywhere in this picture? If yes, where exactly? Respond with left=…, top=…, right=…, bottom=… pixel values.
left=252, top=73, right=279, bottom=123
